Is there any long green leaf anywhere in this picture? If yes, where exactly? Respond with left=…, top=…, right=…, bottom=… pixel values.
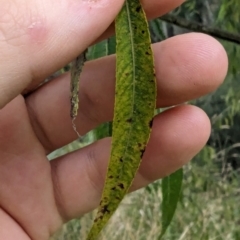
left=149, top=18, right=166, bottom=43
left=86, top=38, right=115, bottom=140
left=159, top=168, right=183, bottom=239
left=87, top=36, right=116, bottom=60
left=86, top=0, right=156, bottom=238
left=94, top=122, right=112, bottom=140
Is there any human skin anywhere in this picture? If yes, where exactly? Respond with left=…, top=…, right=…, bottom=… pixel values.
left=0, top=0, right=228, bottom=239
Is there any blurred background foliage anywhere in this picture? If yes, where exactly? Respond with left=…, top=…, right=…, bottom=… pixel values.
left=50, top=0, right=240, bottom=239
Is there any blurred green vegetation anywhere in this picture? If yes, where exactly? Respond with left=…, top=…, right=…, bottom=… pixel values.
left=50, top=0, right=240, bottom=239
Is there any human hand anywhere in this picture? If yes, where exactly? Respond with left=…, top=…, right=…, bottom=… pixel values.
left=0, top=0, right=228, bottom=239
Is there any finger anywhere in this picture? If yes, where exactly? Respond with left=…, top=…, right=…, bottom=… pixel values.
left=0, top=208, right=30, bottom=240
left=142, top=0, right=184, bottom=19
left=0, top=0, right=185, bottom=109
left=0, top=0, right=124, bottom=108
left=50, top=105, right=210, bottom=220
left=96, top=0, right=185, bottom=42
left=26, top=33, right=228, bottom=152
left=0, top=96, right=63, bottom=240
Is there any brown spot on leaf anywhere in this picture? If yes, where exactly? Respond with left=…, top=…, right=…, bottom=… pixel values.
left=118, top=183, right=124, bottom=189
left=101, top=205, right=110, bottom=214
left=140, top=147, right=146, bottom=158
left=149, top=119, right=153, bottom=128
left=136, top=6, right=141, bottom=12
left=126, top=118, right=132, bottom=123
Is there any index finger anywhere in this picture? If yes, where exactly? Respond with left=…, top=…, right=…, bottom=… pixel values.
left=0, top=0, right=185, bottom=109
left=0, top=0, right=124, bottom=108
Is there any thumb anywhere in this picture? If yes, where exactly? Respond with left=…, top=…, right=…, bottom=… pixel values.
left=0, top=0, right=123, bottom=108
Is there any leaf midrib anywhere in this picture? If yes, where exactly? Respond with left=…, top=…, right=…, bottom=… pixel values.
left=120, top=0, right=136, bottom=174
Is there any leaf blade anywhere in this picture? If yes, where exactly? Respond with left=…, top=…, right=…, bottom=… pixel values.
left=160, top=168, right=183, bottom=239
left=86, top=0, right=156, bottom=238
